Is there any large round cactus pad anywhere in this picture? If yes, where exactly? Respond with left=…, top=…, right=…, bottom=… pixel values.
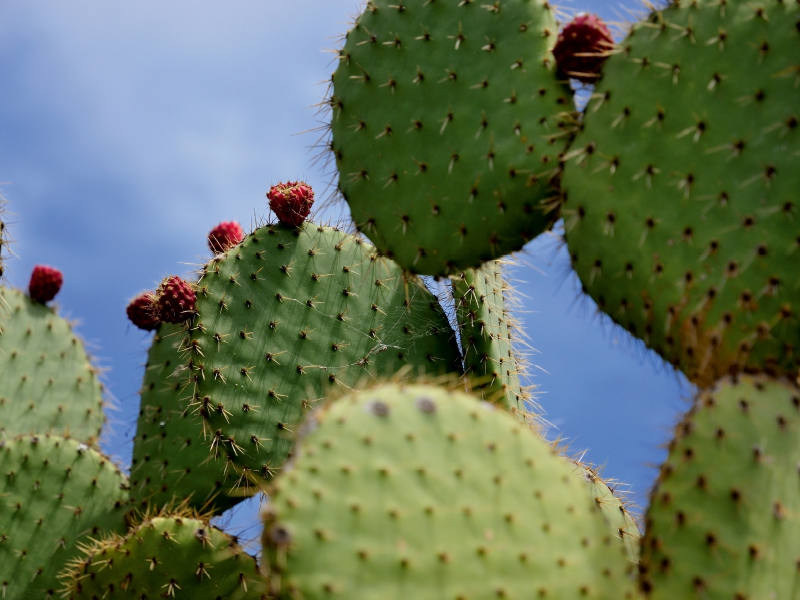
left=331, top=0, right=573, bottom=276
left=262, top=383, right=637, bottom=599
left=562, top=0, right=800, bottom=385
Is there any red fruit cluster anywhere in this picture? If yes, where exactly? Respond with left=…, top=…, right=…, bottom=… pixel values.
left=155, top=276, right=196, bottom=324
left=208, top=221, right=245, bottom=254
left=126, top=292, right=160, bottom=331
left=267, top=181, right=314, bottom=227
left=28, top=265, right=63, bottom=304
left=553, top=14, right=614, bottom=83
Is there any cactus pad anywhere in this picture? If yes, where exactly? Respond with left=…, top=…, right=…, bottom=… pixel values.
left=640, top=375, right=800, bottom=598
left=561, top=0, right=800, bottom=385
left=131, top=323, right=244, bottom=513
left=0, top=287, right=105, bottom=442
left=452, top=261, right=530, bottom=412
left=331, top=0, right=573, bottom=276
left=173, top=222, right=460, bottom=509
left=262, top=383, right=637, bottom=599
left=64, top=513, right=266, bottom=599
left=0, top=434, right=129, bottom=600
left=572, top=458, right=641, bottom=567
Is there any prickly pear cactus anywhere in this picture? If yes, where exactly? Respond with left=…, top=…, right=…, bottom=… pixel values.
left=0, top=287, right=105, bottom=442
left=0, top=434, right=130, bottom=600
left=157, top=222, right=459, bottom=510
left=572, top=458, right=641, bottom=566
left=330, top=0, right=574, bottom=276
left=640, top=375, right=800, bottom=598
left=561, top=0, right=800, bottom=385
left=131, top=323, right=242, bottom=512
left=262, top=383, right=638, bottom=599
left=64, top=512, right=266, bottom=599
left=453, top=261, right=531, bottom=412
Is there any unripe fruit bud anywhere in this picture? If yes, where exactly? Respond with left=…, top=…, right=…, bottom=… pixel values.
left=208, top=221, right=245, bottom=254
left=553, top=14, right=614, bottom=83
left=28, top=265, right=63, bottom=304
left=126, top=292, right=160, bottom=331
left=267, top=181, right=314, bottom=227
left=155, top=276, right=196, bottom=324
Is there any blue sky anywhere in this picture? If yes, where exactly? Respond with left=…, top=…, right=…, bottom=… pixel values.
left=0, top=0, right=691, bottom=540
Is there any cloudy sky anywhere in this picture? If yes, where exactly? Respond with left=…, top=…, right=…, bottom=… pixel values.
left=0, top=0, right=690, bottom=539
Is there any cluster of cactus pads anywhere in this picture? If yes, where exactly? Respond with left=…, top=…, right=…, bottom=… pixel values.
left=0, top=0, right=797, bottom=597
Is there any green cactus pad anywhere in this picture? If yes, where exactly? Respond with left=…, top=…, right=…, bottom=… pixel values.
left=0, top=434, right=129, bottom=600
left=330, top=0, right=574, bottom=276
left=262, top=383, right=638, bottom=599
left=640, top=375, right=800, bottom=598
left=131, top=323, right=241, bottom=513
left=65, top=514, right=266, bottom=599
left=0, top=287, right=105, bottom=442
left=453, top=261, right=531, bottom=412
left=572, top=459, right=641, bottom=567
left=170, top=222, right=459, bottom=510
left=561, top=0, right=800, bottom=385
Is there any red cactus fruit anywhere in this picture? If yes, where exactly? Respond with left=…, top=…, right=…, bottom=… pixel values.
left=28, top=265, right=63, bottom=304
left=553, top=14, right=614, bottom=83
left=208, top=221, right=245, bottom=254
left=267, top=181, right=314, bottom=227
left=155, top=276, right=196, bottom=324
left=126, top=292, right=160, bottom=331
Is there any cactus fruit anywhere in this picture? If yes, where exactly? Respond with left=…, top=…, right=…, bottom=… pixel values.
left=640, top=375, right=800, bottom=598
left=208, top=220, right=246, bottom=254
left=131, top=323, right=244, bottom=512
left=64, top=512, right=266, bottom=599
left=147, top=221, right=459, bottom=509
left=262, top=383, right=638, bottom=599
left=28, top=264, right=63, bottom=304
left=553, top=14, right=614, bottom=83
left=126, top=291, right=160, bottom=331
left=561, top=0, right=800, bottom=385
left=0, top=287, right=105, bottom=442
left=267, top=181, right=314, bottom=228
left=0, top=434, right=130, bottom=600
left=329, top=0, right=574, bottom=276
left=156, top=275, right=196, bottom=324
left=452, top=261, right=531, bottom=413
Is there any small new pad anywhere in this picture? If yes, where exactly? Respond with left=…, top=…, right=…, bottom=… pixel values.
left=453, top=261, right=530, bottom=412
